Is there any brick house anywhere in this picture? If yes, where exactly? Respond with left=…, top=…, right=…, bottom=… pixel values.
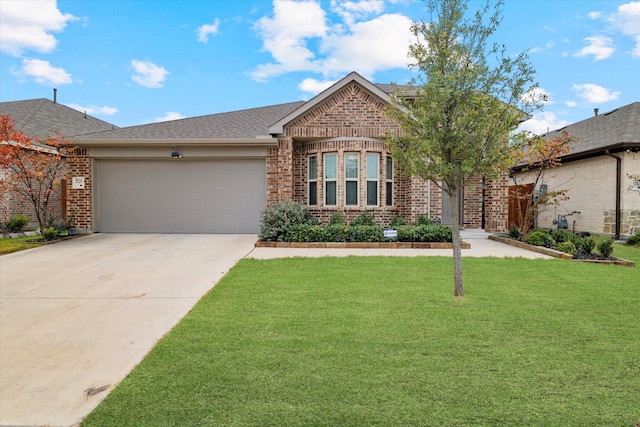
left=0, top=97, right=116, bottom=226
left=68, top=72, right=509, bottom=234
left=510, top=102, right=640, bottom=238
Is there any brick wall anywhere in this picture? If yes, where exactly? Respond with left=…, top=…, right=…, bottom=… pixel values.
left=65, top=148, right=92, bottom=230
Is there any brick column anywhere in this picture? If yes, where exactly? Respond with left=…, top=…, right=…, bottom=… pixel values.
left=66, top=148, right=93, bottom=230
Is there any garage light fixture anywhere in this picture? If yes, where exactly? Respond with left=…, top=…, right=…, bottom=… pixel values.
left=171, top=146, right=182, bottom=159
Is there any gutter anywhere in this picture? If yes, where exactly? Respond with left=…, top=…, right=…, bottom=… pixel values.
left=605, top=150, right=622, bottom=239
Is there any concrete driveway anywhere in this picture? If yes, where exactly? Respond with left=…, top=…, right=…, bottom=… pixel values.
left=0, top=233, right=257, bottom=427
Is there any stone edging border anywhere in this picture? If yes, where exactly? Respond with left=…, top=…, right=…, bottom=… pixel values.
left=255, top=241, right=470, bottom=249
left=489, top=235, right=636, bottom=267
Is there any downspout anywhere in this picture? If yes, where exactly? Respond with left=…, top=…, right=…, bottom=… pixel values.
left=605, top=150, right=621, bottom=238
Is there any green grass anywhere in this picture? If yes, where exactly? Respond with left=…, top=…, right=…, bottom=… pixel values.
left=83, top=251, right=640, bottom=427
left=0, top=235, right=43, bottom=255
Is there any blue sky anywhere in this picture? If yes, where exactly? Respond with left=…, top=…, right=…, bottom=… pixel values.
left=1, top=0, right=638, bottom=134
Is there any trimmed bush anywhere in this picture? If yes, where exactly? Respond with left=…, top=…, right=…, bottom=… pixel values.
left=575, top=236, right=595, bottom=254
left=4, top=214, right=30, bottom=232
left=524, top=230, right=553, bottom=247
left=627, top=234, right=640, bottom=246
left=397, top=224, right=452, bottom=242
left=597, top=239, right=614, bottom=258
left=508, top=223, right=522, bottom=240
left=42, top=226, right=58, bottom=241
left=416, top=214, right=434, bottom=226
left=557, top=241, right=577, bottom=256
left=551, top=229, right=572, bottom=244
left=389, top=215, right=406, bottom=228
left=259, top=201, right=316, bottom=242
left=351, top=211, right=377, bottom=227
left=329, top=212, right=347, bottom=225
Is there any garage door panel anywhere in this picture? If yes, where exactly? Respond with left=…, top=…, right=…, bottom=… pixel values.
left=98, top=160, right=265, bottom=233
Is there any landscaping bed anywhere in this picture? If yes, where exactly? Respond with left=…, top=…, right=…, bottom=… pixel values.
left=255, top=240, right=470, bottom=249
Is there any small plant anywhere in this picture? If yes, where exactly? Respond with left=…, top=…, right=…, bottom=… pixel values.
left=416, top=213, right=433, bottom=226
left=524, top=230, right=553, bottom=247
left=259, top=201, right=315, bottom=242
left=389, top=215, right=406, bottom=228
left=508, top=223, right=521, bottom=240
left=42, top=226, right=58, bottom=241
left=597, top=239, right=614, bottom=258
left=557, top=241, right=577, bottom=256
left=551, top=229, right=571, bottom=244
left=627, top=234, right=640, bottom=246
left=576, top=236, right=595, bottom=254
left=351, top=211, right=377, bottom=227
left=4, top=214, right=30, bottom=232
left=328, top=211, right=347, bottom=225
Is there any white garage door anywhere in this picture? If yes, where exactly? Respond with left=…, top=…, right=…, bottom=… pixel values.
left=97, top=159, right=266, bottom=233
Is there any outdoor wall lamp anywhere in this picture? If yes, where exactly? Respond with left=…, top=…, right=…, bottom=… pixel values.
left=171, top=146, right=182, bottom=159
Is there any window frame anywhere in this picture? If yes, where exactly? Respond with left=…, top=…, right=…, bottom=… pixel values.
left=324, top=152, right=337, bottom=206
left=344, top=152, right=360, bottom=206
left=366, top=152, right=379, bottom=207
left=308, top=155, right=318, bottom=206
left=386, top=155, right=394, bottom=206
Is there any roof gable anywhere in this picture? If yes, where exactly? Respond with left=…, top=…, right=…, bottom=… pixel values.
left=0, top=99, right=117, bottom=139
left=268, top=72, right=393, bottom=135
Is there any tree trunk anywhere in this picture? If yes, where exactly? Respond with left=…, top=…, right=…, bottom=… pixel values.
left=448, top=186, right=464, bottom=297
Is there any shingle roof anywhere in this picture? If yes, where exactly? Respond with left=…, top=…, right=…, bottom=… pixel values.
left=76, top=101, right=306, bottom=141
left=544, top=102, right=640, bottom=159
left=0, top=98, right=117, bottom=139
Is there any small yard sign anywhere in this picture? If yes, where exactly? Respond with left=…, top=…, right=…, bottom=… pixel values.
left=383, top=228, right=398, bottom=239
left=72, top=176, right=85, bottom=189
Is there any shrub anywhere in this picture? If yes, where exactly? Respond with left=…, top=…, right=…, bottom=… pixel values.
left=575, top=236, right=595, bottom=254
left=389, top=215, right=406, bottom=228
left=42, top=226, right=58, bottom=241
left=4, top=214, right=30, bottom=232
left=397, top=224, right=452, bottom=242
left=416, top=214, right=434, bottom=226
left=524, top=230, right=553, bottom=247
left=259, top=201, right=315, bottom=242
left=508, top=223, right=521, bottom=240
left=627, top=234, right=640, bottom=246
left=597, top=239, right=614, bottom=258
left=328, top=212, right=347, bottom=225
left=47, top=216, right=71, bottom=236
left=551, top=229, right=572, bottom=244
left=351, top=211, right=377, bottom=227
left=557, top=241, right=577, bottom=256
left=348, top=225, right=384, bottom=242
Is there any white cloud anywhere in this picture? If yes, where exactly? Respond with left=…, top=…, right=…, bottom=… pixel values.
left=565, top=100, right=578, bottom=107
left=12, top=58, right=72, bottom=85
left=588, top=11, right=602, bottom=19
left=65, top=103, right=118, bottom=116
left=609, top=2, right=640, bottom=56
left=572, top=83, right=621, bottom=104
left=298, top=78, right=337, bottom=94
left=574, top=36, right=615, bottom=60
left=250, top=0, right=413, bottom=82
left=197, top=19, right=220, bottom=43
left=251, top=0, right=328, bottom=80
left=529, top=41, right=554, bottom=54
left=0, top=0, right=76, bottom=56
left=131, top=60, right=169, bottom=88
left=518, top=111, right=570, bottom=135
left=154, top=112, right=185, bottom=122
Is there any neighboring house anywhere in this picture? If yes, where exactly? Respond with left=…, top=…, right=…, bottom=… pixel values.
left=68, top=72, right=510, bottom=234
left=0, top=97, right=117, bottom=224
left=511, top=102, right=640, bottom=238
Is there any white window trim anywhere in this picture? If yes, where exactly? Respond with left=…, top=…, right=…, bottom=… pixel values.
left=344, top=152, right=359, bottom=206
left=366, top=152, right=379, bottom=207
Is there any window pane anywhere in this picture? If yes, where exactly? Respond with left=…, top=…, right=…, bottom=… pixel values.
left=386, top=181, right=393, bottom=206
left=346, top=181, right=358, bottom=205
left=345, top=152, right=359, bottom=179
left=309, top=182, right=317, bottom=205
left=325, top=181, right=336, bottom=205
left=366, top=153, right=379, bottom=179
left=308, top=156, right=317, bottom=180
left=386, top=155, right=393, bottom=179
left=367, top=181, right=378, bottom=206
left=325, top=153, right=337, bottom=179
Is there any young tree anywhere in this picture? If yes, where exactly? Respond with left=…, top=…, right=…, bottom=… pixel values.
left=386, top=0, right=543, bottom=296
left=509, top=131, right=576, bottom=237
left=0, top=115, right=70, bottom=232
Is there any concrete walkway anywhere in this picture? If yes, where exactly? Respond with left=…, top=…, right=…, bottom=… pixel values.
left=246, top=229, right=553, bottom=259
left=0, top=230, right=548, bottom=427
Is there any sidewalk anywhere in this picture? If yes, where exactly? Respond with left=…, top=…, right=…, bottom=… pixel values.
left=246, top=229, right=552, bottom=260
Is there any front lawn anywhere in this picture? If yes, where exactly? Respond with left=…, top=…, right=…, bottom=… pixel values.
left=0, top=235, right=43, bottom=255
left=83, top=253, right=639, bottom=426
